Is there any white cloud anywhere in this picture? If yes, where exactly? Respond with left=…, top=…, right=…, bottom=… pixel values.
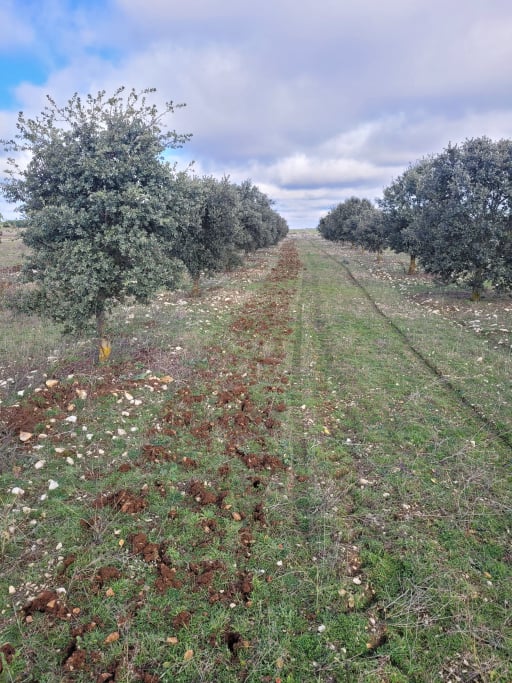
left=242, top=154, right=392, bottom=189
left=0, top=1, right=34, bottom=50
left=2, top=0, right=512, bottom=227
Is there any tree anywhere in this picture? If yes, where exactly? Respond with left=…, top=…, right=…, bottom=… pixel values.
left=263, top=202, right=289, bottom=245
left=317, top=211, right=337, bottom=241
left=171, top=175, right=242, bottom=295
left=235, top=180, right=270, bottom=253
left=1, top=87, right=190, bottom=353
left=353, top=204, right=387, bottom=260
left=412, top=137, right=512, bottom=300
left=317, top=197, right=375, bottom=244
left=379, top=158, right=433, bottom=274
left=233, top=180, right=288, bottom=254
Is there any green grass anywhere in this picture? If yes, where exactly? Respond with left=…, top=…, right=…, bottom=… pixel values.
left=0, top=235, right=511, bottom=682
left=0, top=228, right=28, bottom=269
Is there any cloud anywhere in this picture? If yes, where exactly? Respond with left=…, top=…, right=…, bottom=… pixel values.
left=1, top=0, right=512, bottom=227
left=0, top=2, right=34, bottom=51
left=239, top=154, right=394, bottom=190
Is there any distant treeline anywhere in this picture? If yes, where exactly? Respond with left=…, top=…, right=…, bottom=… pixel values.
left=0, top=219, right=29, bottom=229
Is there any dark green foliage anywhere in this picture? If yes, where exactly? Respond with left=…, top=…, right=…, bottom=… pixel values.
left=1, top=87, right=191, bottom=334
left=379, top=157, right=433, bottom=271
left=353, top=203, right=387, bottom=256
left=235, top=180, right=271, bottom=253
left=171, top=175, right=288, bottom=294
left=380, top=137, right=512, bottom=297
left=1, top=86, right=289, bottom=337
left=170, top=174, right=243, bottom=293
left=323, top=137, right=512, bottom=298
left=412, top=137, right=512, bottom=299
left=317, top=196, right=375, bottom=244
left=234, top=180, right=288, bottom=253
left=267, top=208, right=289, bottom=244
left=0, top=218, right=28, bottom=229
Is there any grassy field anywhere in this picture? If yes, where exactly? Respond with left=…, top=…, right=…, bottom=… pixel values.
left=0, top=228, right=28, bottom=269
left=0, top=232, right=510, bottom=682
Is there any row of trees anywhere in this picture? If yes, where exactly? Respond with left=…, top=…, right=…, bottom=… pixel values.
left=1, top=87, right=288, bottom=344
left=318, top=137, right=512, bottom=300
left=170, top=174, right=288, bottom=297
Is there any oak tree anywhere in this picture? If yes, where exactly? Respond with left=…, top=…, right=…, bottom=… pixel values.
left=318, top=197, right=375, bottom=245
left=235, top=180, right=288, bottom=252
left=171, top=175, right=242, bottom=296
left=1, top=87, right=190, bottom=349
left=412, top=138, right=512, bottom=299
left=379, top=158, right=433, bottom=274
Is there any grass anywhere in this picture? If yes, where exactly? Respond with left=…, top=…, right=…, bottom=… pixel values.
left=0, top=228, right=29, bottom=270
left=0, top=232, right=511, bottom=682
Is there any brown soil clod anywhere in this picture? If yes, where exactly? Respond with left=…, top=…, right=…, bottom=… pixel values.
left=155, top=564, right=183, bottom=593
left=23, top=590, right=70, bottom=620
left=237, top=571, right=253, bottom=601
left=238, top=527, right=254, bottom=547
left=253, top=503, right=267, bottom=525
left=0, top=644, right=16, bottom=673
left=95, top=566, right=122, bottom=587
left=186, top=479, right=221, bottom=506
left=172, top=610, right=192, bottom=630
left=239, top=452, right=286, bottom=472
left=96, top=673, right=115, bottom=683
left=62, top=640, right=87, bottom=671
left=130, top=533, right=167, bottom=564
left=140, top=444, right=173, bottom=462
left=92, top=489, right=147, bottom=513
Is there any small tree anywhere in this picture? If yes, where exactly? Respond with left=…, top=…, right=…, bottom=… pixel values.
left=172, top=175, right=242, bottom=295
left=379, top=158, right=433, bottom=274
left=353, top=204, right=387, bottom=260
left=317, top=197, right=374, bottom=245
left=262, top=202, right=289, bottom=245
left=317, top=210, right=339, bottom=241
left=413, top=138, right=512, bottom=300
left=1, top=87, right=190, bottom=354
left=235, top=180, right=281, bottom=253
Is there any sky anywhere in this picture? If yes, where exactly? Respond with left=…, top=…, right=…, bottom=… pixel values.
left=1, top=0, right=512, bottom=229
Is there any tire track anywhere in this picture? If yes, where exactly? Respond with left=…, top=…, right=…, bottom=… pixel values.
left=312, top=238, right=512, bottom=452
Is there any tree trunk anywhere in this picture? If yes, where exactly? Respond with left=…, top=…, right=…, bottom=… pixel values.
left=96, top=310, right=105, bottom=339
left=191, top=274, right=201, bottom=297
left=376, top=250, right=383, bottom=263
left=408, top=255, right=417, bottom=275
left=470, top=268, right=484, bottom=302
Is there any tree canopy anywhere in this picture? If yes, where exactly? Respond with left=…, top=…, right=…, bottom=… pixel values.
left=379, top=158, right=433, bottom=274
left=352, top=203, right=386, bottom=257
left=414, top=138, right=512, bottom=298
left=170, top=174, right=242, bottom=295
left=171, top=175, right=288, bottom=295
left=318, top=197, right=376, bottom=245
left=1, top=87, right=289, bottom=356
left=235, top=180, right=287, bottom=253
